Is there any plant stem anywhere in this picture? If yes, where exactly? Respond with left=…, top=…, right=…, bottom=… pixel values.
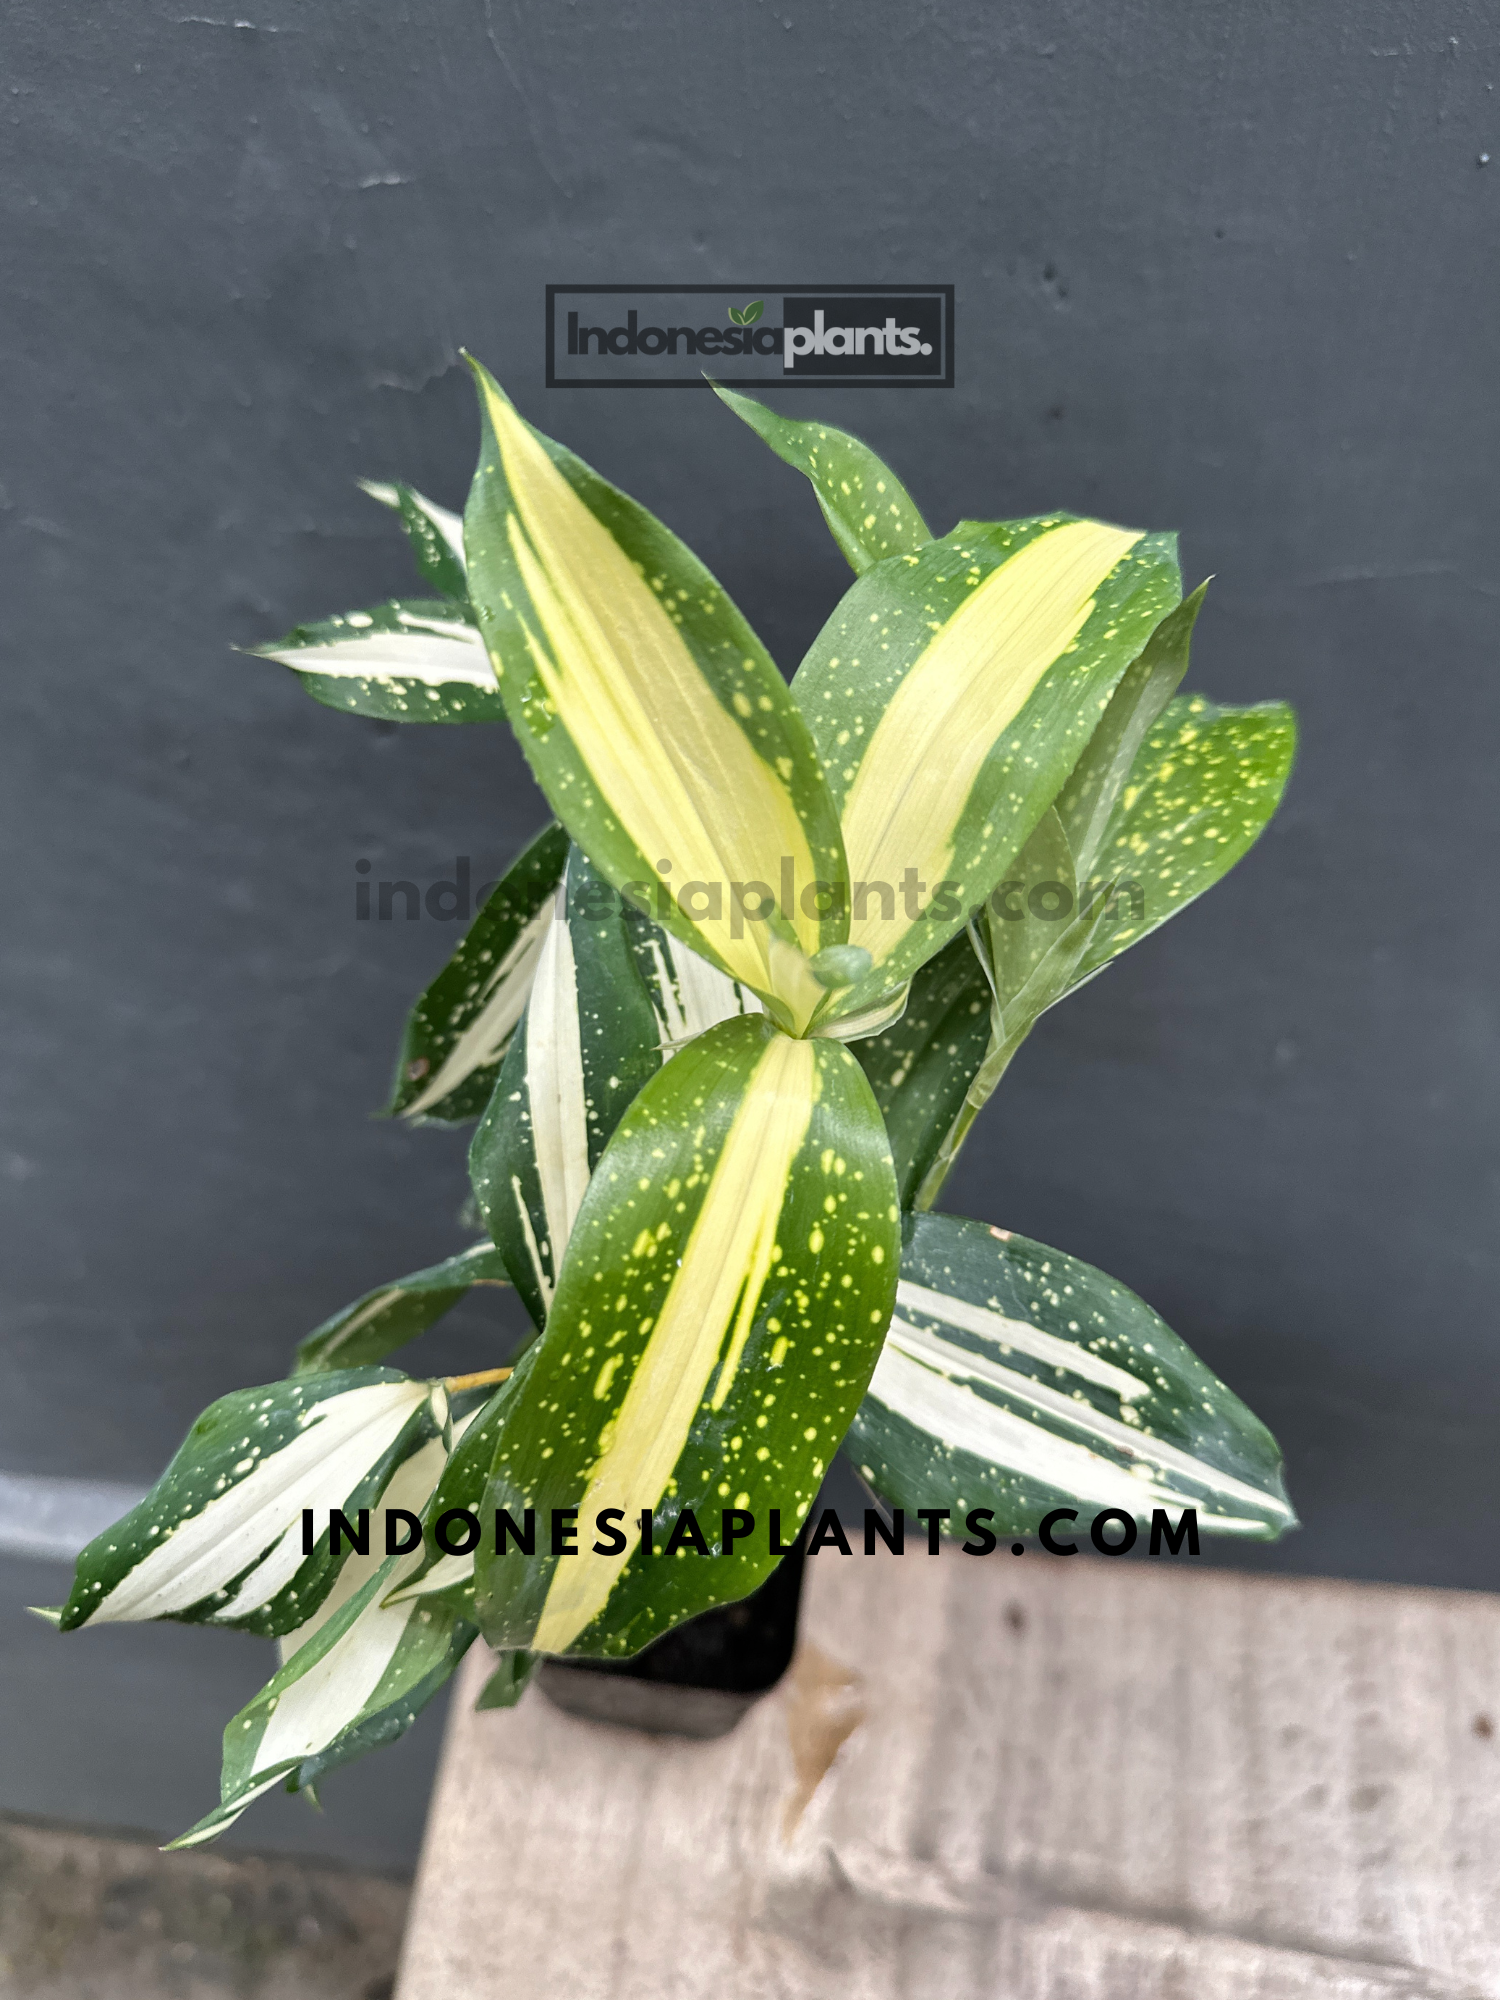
left=443, top=1366, right=513, bottom=1393
left=911, top=1032, right=1026, bottom=1212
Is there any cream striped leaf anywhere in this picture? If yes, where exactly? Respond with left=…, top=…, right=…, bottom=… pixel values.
left=711, top=385, right=932, bottom=572
left=251, top=598, right=507, bottom=724
left=385, top=821, right=569, bottom=1124
left=292, top=1241, right=510, bottom=1376
left=376, top=1376, right=520, bottom=1618
left=461, top=358, right=848, bottom=1032
left=58, top=1370, right=446, bottom=1638
left=168, top=1555, right=476, bottom=1849
left=473, top=1014, right=899, bottom=1659
left=358, top=478, right=468, bottom=599
left=794, top=515, right=1182, bottom=1028
left=849, top=1213, right=1295, bottom=1541
left=469, top=845, right=760, bottom=1330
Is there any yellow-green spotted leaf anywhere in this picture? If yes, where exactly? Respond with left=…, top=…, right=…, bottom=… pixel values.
left=473, top=1014, right=899, bottom=1659
left=384, top=822, right=569, bottom=1125
left=849, top=1211, right=1295, bottom=1542
left=794, top=515, right=1183, bottom=1026
left=913, top=691, right=1296, bottom=1208
left=462, top=359, right=849, bottom=1033
left=711, top=384, right=932, bottom=573
left=1053, top=584, right=1207, bottom=879
left=1074, top=693, right=1298, bottom=979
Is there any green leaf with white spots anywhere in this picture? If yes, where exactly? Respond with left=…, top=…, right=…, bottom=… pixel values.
left=849, top=1211, right=1295, bottom=1542
left=851, top=930, right=992, bottom=1208
left=472, top=1013, right=899, bottom=1659
left=461, top=358, right=848, bottom=1035
left=384, top=821, right=570, bottom=1124
left=359, top=478, right=469, bottom=600
left=711, top=385, right=931, bottom=573
left=169, top=1555, right=476, bottom=1849
left=293, top=1241, right=511, bottom=1376
left=58, top=1371, right=448, bottom=1638
left=793, top=516, right=1183, bottom=1028
left=251, top=598, right=506, bottom=724
left=913, top=690, right=1297, bottom=1207
left=469, top=846, right=761, bottom=1330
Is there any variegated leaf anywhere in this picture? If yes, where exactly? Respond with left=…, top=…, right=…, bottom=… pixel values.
left=385, top=821, right=570, bottom=1124
left=1052, top=585, right=1205, bottom=880
left=711, top=384, right=932, bottom=572
left=168, top=1555, right=475, bottom=1849
left=461, top=358, right=848, bottom=1033
left=474, top=1014, right=899, bottom=1659
left=293, top=1241, right=510, bottom=1376
left=379, top=1379, right=517, bottom=1619
left=849, top=1212, right=1295, bottom=1541
left=469, top=846, right=760, bottom=1330
left=1071, top=692, right=1298, bottom=981
left=59, top=1371, right=446, bottom=1638
left=358, top=478, right=468, bottom=599
left=794, top=516, right=1182, bottom=1027
left=251, top=598, right=505, bottom=724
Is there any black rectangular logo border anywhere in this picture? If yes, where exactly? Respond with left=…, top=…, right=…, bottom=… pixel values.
left=545, top=284, right=955, bottom=389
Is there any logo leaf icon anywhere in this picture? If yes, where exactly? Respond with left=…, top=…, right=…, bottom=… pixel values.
left=728, top=306, right=745, bottom=326
left=742, top=299, right=764, bottom=325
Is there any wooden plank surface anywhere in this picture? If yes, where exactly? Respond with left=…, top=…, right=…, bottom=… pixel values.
left=395, top=1554, right=1500, bottom=1999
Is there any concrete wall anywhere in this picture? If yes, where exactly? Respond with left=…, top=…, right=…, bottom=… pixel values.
left=2, top=0, right=1495, bottom=1864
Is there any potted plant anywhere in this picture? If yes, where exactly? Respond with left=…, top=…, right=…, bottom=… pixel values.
left=42, top=365, right=1297, bottom=1846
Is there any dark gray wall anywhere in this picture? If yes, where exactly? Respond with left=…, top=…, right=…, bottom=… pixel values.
left=3, top=0, right=1496, bottom=1864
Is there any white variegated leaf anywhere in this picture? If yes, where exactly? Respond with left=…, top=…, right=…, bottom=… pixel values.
left=850, top=1213, right=1295, bottom=1541
left=470, top=847, right=758, bottom=1328
left=252, top=599, right=506, bottom=724
left=167, top=1402, right=496, bottom=1847
left=59, top=1371, right=446, bottom=1637
left=385, top=822, right=570, bottom=1125
left=358, top=477, right=467, bottom=596
left=168, top=1552, right=475, bottom=1849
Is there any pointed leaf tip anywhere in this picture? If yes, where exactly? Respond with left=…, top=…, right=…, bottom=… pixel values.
left=461, top=360, right=848, bottom=1030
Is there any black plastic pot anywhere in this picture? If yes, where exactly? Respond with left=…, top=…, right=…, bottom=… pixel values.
left=537, top=1548, right=806, bottom=1738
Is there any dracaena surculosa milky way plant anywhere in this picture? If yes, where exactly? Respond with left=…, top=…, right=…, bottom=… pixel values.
left=47, top=364, right=1297, bottom=1845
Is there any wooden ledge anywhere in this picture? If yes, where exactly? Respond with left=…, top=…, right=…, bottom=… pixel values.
left=396, top=1553, right=1500, bottom=1998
